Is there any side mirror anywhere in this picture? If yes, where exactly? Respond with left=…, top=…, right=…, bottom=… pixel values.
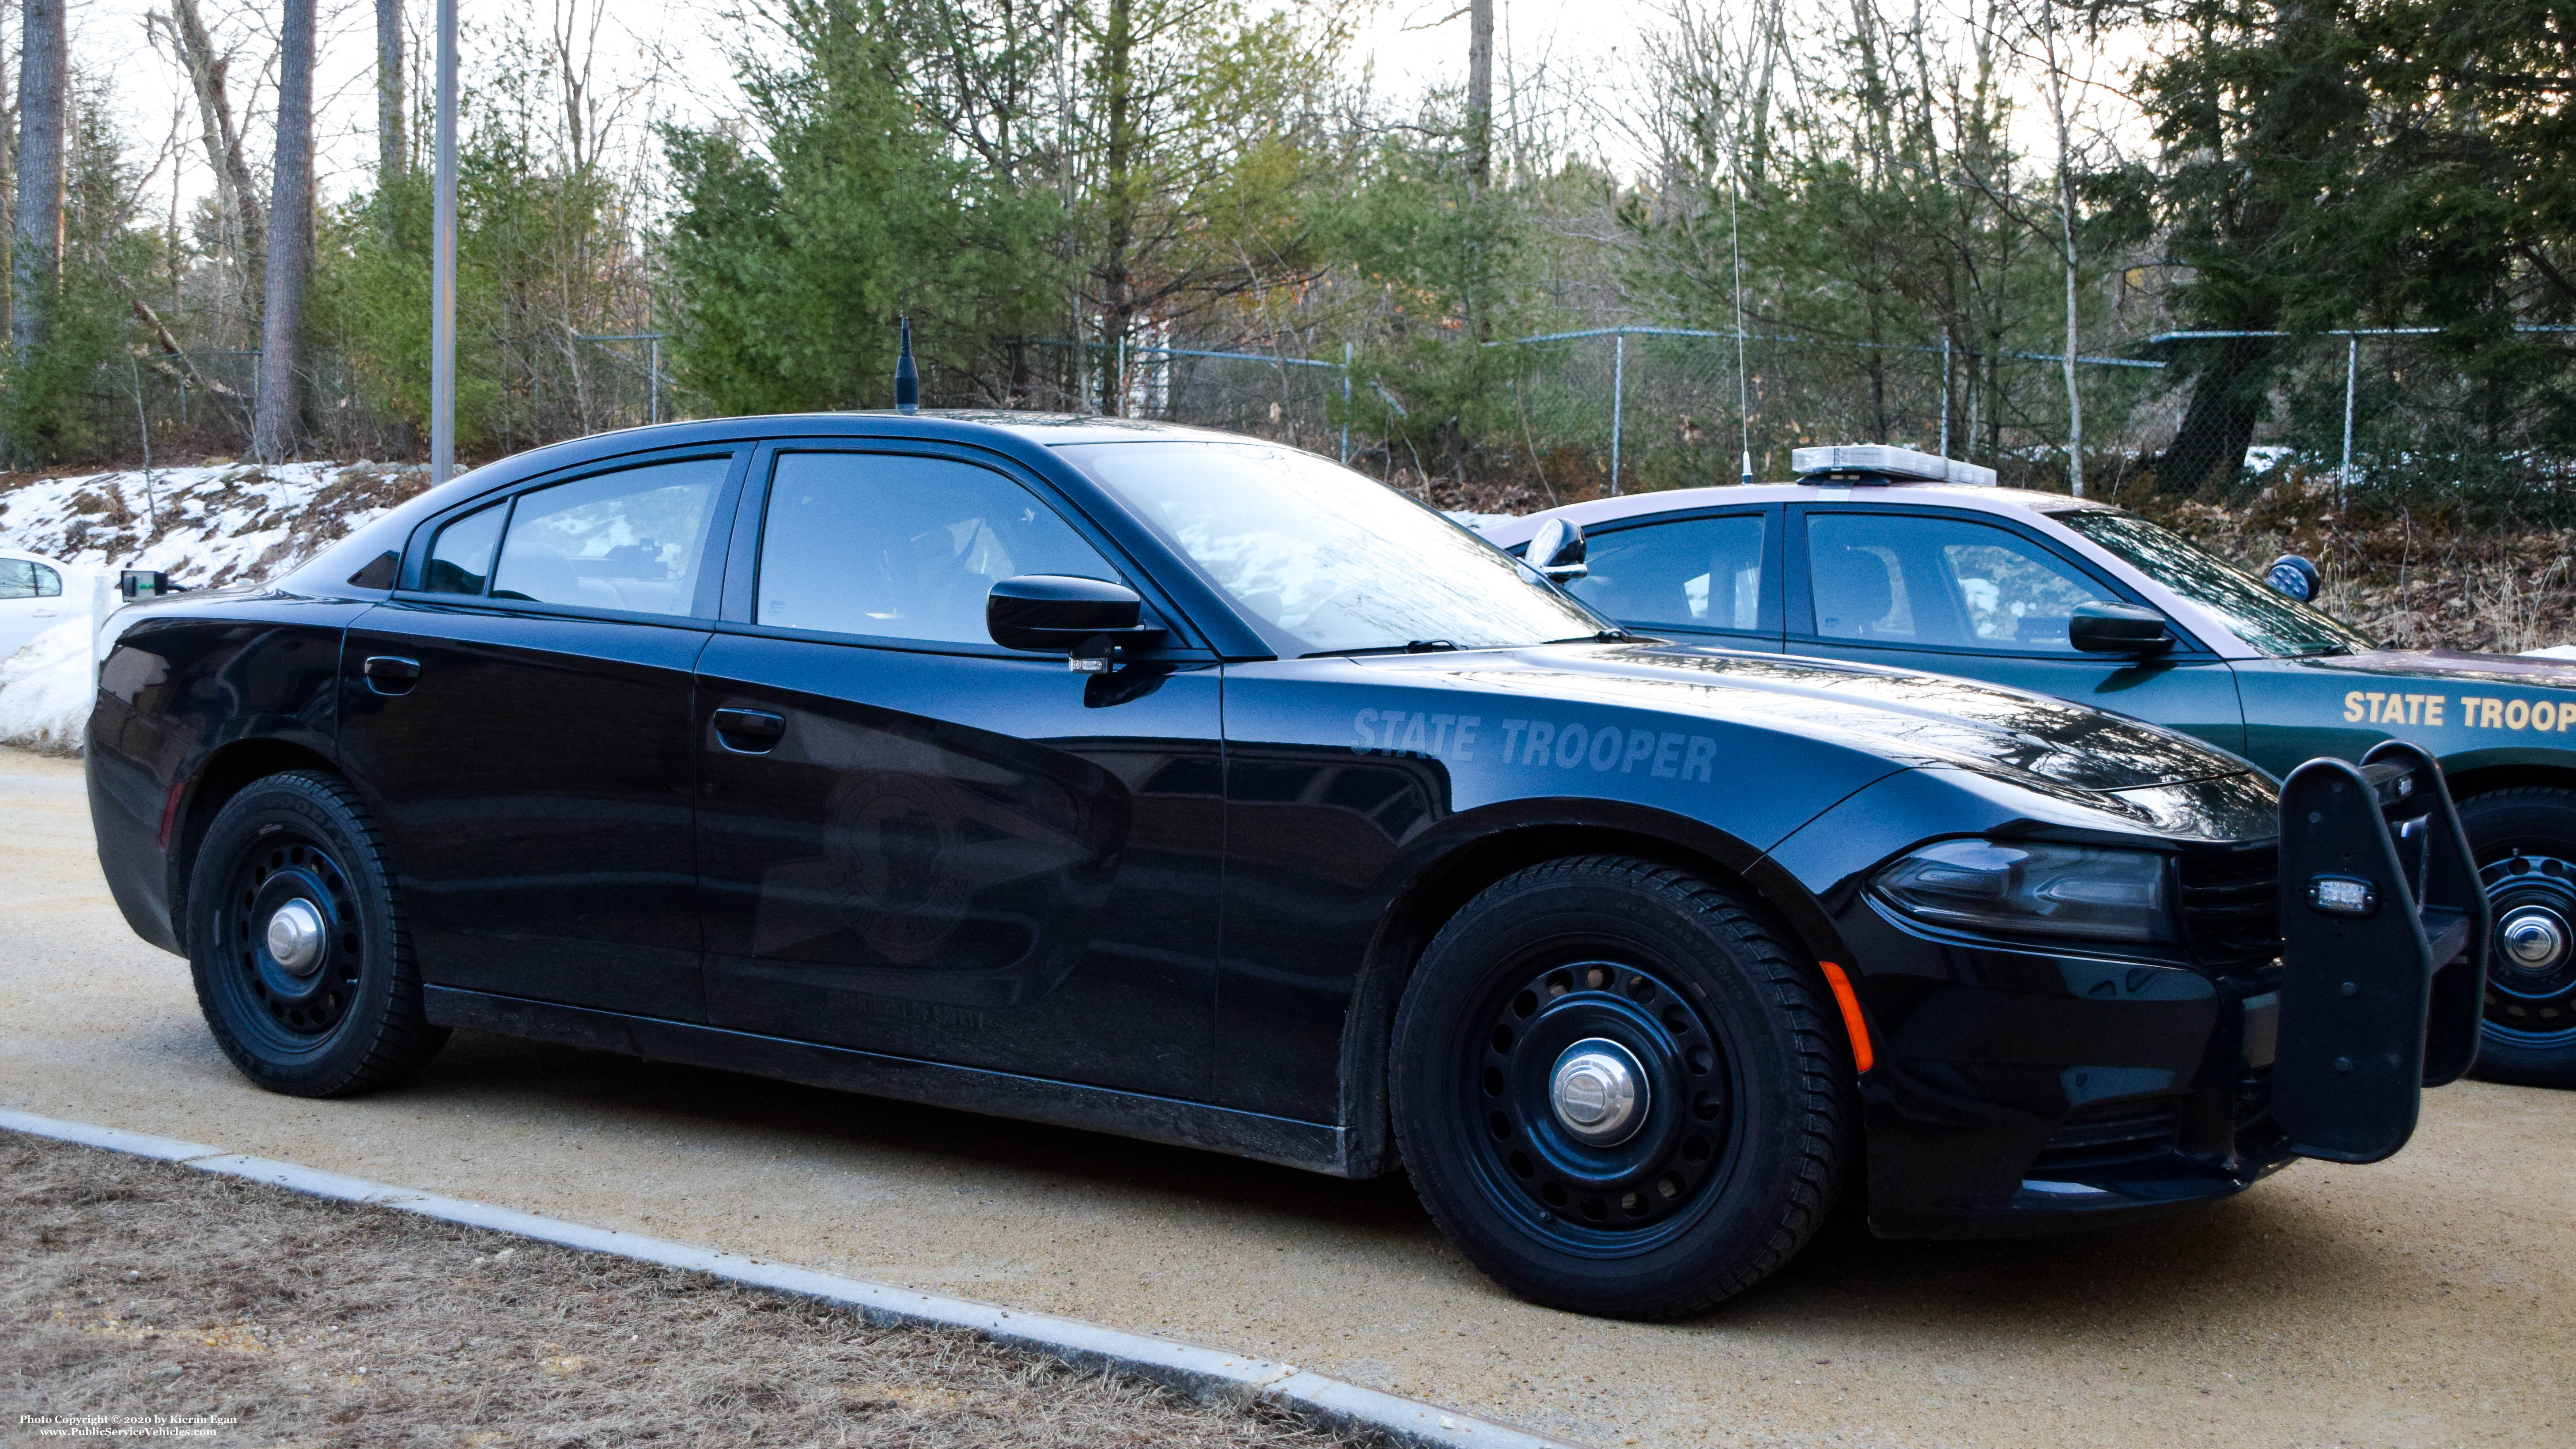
left=2266, top=553, right=2322, bottom=604
left=1527, top=517, right=1588, bottom=581
left=2068, top=601, right=2175, bottom=656
left=987, top=575, right=1165, bottom=670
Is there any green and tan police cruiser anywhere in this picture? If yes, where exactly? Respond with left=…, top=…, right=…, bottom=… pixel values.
left=1486, top=443, right=2576, bottom=1086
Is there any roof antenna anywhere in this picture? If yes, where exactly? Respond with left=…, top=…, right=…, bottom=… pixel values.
left=895, top=315, right=920, bottom=415
left=1731, top=179, right=1753, bottom=485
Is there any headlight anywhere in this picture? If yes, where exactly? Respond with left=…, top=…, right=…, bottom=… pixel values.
left=1871, top=839, right=2174, bottom=943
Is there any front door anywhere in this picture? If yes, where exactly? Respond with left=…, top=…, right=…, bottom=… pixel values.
left=1788, top=505, right=2249, bottom=755
left=1557, top=506, right=1784, bottom=651
left=338, top=450, right=742, bottom=1018
left=693, top=446, right=1225, bottom=1099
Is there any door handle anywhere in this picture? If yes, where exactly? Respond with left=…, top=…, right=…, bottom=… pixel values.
left=711, top=707, right=787, bottom=753
left=362, top=655, right=422, bottom=696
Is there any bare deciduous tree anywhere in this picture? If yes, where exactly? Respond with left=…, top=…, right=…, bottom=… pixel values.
left=150, top=0, right=264, bottom=339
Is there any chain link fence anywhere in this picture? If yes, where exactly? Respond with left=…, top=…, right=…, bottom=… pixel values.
left=87, top=325, right=2541, bottom=509
left=87, top=333, right=679, bottom=466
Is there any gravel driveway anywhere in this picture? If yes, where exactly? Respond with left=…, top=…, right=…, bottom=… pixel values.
left=4, top=746, right=2567, bottom=1448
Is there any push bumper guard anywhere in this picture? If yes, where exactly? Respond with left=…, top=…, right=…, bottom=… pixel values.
left=2274, top=741, right=2490, bottom=1164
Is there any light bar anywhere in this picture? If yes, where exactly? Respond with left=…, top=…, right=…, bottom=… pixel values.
left=1790, top=444, right=1997, bottom=487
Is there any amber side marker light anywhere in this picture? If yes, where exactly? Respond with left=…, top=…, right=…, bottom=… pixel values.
left=1817, top=961, right=1875, bottom=1074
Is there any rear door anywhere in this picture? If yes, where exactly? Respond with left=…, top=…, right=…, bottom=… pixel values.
left=1555, top=505, right=1784, bottom=651
left=691, top=443, right=1225, bottom=1099
left=1787, top=504, right=2248, bottom=754
left=338, top=448, right=745, bottom=1018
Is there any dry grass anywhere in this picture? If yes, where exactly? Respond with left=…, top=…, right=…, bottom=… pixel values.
left=2120, top=474, right=2576, bottom=654
left=0, top=1134, right=1372, bottom=1448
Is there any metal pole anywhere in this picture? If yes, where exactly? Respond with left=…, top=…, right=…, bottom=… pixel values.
left=648, top=334, right=660, bottom=426
left=1609, top=331, right=1624, bottom=496
left=1940, top=331, right=1952, bottom=458
left=431, top=0, right=459, bottom=484
left=2341, top=335, right=2357, bottom=507
left=1340, top=341, right=1352, bottom=465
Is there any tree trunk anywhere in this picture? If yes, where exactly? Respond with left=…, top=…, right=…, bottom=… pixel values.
left=1468, top=0, right=1492, bottom=191
left=254, top=0, right=318, bottom=462
left=378, top=0, right=405, bottom=185
left=11, top=0, right=67, bottom=371
left=2156, top=336, right=2275, bottom=495
left=1096, top=0, right=1134, bottom=416
left=2043, top=1, right=2083, bottom=498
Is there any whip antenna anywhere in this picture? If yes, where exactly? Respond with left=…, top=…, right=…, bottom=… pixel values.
left=1732, top=180, right=1752, bottom=485
left=895, top=315, right=920, bottom=414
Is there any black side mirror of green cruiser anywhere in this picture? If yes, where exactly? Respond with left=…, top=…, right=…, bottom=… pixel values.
left=2069, top=601, right=2175, bottom=656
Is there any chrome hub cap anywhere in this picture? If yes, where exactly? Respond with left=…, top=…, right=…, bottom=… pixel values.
left=1549, top=1039, right=1649, bottom=1146
left=1471, top=960, right=1732, bottom=1241
left=2479, top=851, right=2576, bottom=1048
left=264, top=899, right=328, bottom=976
left=2499, top=905, right=2568, bottom=975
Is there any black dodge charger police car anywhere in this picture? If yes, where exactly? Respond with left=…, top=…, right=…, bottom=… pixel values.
left=86, top=413, right=2483, bottom=1319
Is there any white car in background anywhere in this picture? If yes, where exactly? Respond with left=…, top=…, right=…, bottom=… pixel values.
left=0, top=548, right=85, bottom=661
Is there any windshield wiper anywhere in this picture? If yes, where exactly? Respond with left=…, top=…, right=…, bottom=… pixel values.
left=1302, top=639, right=1462, bottom=658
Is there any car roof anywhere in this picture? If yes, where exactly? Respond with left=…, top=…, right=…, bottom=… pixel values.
left=1479, top=480, right=2114, bottom=543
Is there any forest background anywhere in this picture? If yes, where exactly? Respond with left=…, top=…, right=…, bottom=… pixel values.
left=4, top=0, right=2574, bottom=536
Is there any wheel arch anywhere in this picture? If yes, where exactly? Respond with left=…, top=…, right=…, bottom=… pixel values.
left=168, top=736, right=346, bottom=953
left=2443, top=757, right=2576, bottom=806
left=1332, top=804, right=1851, bottom=1177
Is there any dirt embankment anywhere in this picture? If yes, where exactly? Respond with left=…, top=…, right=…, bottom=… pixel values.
left=0, top=1133, right=1365, bottom=1449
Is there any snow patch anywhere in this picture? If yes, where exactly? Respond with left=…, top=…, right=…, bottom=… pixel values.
left=0, top=462, right=430, bottom=755
left=0, top=461, right=430, bottom=588
left=0, top=619, right=92, bottom=753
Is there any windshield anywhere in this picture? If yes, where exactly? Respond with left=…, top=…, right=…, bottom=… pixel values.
left=1057, top=440, right=1604, bottom=654
left=2056, top=509, right=2373, bottom=657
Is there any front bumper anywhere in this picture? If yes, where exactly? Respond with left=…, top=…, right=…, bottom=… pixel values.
left=1842, top=742, right=2486, bottom=1239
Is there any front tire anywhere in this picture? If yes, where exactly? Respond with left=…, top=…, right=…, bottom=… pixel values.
left=186, top=772, right=448, bottom=1097
left=1390, top=856, right=1851, bottom=1320
left=2460, top=788, right=2576, bottom=1087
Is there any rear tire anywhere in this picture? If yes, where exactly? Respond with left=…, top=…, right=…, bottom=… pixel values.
left=186, top=772, right=448, bottom=1097
left=1390, top=855, right=1851, bottom=1320
left=2459, top=788, right=2576, bottom=1088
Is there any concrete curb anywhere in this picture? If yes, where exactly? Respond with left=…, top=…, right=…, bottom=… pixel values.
left=1, top=1108, right=1584, bottom=1449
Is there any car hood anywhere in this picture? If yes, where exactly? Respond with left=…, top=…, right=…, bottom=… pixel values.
left=1352, top=640, right=2253, bottom=795
left=2293, top=647, right=2576, bottom=688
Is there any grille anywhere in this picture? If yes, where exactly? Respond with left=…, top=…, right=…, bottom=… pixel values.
left=2179, top=845, right=2281, bottom=973
left=2032, top=1099, right=2183, bottom=1174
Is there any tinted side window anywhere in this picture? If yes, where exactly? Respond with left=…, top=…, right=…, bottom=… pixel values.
left=757, top=452, right=1121, bottom=646
left=423, top=503, right=507, bottom=595
left=490, top=458, right=727, bottom=617
left=0, top=559, right=42, bottom=599
left=1567, top=514, right=1767, bottom=632
left=1808, top=512, right=2107, bottom=653
left=31, top=563, right=60, bottom=597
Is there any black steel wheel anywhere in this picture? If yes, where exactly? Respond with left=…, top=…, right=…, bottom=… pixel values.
left=1391, top=855, right=1852, bottom=1319
left=187, top=772, right=448, bottom=1096
left=2461, top=788, right=2576, bottom=1087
